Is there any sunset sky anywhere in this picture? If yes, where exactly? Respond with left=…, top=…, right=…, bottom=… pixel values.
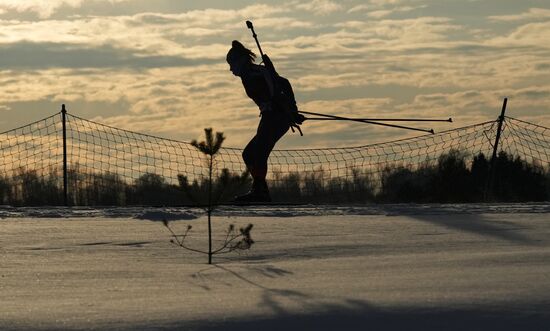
left=1, top=0, right=549, bottom=148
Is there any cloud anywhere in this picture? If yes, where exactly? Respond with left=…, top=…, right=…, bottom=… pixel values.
left=0, top=0, right=130, bottom=19
left=251, top=17, right=316, bottom=31
left=294, top=0, right=343, bottom=16
left=0, top=4, right=301, bottom=57
left=492, top=21, right=550, bottom=46
left=0, top=42, right=217, bottom=69
left=369, top=0, right=422, bottom=5
left=488, top=8, right=550, bottom=22
left=128, top=4, right=288, bottom=27
left=367, top=6, right=421, bottom=18
left=332, top=17, right=461, bottom=44
left=348, top=5, right=371, bottom=14
left=347, top=0, right=424, bottom=18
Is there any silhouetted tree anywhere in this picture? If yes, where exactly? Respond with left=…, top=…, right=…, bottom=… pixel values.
left=132, top=173, right=181, bottom=205
left=0, top=175, right=10, bottom=204
left=380, top=165, right=425, bottom=202
left=471, top=153, right=490, bottom=200
left=492, top=151, right=547, bottom=201
left=434, top=149, right=471, bottom=202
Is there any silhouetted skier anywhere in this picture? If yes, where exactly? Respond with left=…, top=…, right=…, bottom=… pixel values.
left=226, top=40, right=304, bottom=203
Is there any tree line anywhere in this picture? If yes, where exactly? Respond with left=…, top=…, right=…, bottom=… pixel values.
left=0, top=150, right=548, bottom=206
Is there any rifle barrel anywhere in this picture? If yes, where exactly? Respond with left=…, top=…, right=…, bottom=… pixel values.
left=246, top=21, right=264, bottom=57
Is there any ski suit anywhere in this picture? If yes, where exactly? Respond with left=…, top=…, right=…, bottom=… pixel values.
left=240, top=65, right=292, bottom=186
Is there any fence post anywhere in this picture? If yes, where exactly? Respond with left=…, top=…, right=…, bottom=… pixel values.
left=485, top=98, right=508, bottom=200
left=61, top=104, right=68, bottom=206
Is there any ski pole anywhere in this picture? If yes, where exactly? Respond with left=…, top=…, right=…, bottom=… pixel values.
left=299, top=110, right=435, bottom=134
left=246, top=20, right=436, bottom=135
left=304, top=117, right=452, bottom=122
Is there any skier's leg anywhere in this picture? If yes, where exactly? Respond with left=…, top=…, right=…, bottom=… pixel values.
left=253, top=112, right=290, bottom=194
left=237, top=136, right=271, bottom=202
left=237, top=114, right=288, bottom=202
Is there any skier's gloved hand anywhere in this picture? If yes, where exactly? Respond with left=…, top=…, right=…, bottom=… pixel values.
left=294, top=113, right=306, bottom=125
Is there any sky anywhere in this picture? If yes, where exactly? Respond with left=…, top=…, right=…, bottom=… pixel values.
left=0, top=0, right=549, bottom=148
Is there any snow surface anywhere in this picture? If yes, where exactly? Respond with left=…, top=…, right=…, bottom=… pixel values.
left=1, top=202, right=550, bottom=219
left=1, top=204, right=550, bottom=330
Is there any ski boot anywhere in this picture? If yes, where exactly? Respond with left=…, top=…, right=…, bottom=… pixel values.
left=234, top=181, right=272, bottom=203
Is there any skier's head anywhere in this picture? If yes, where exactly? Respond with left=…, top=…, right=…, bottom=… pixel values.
left=227, top=40, right=256, bottom=77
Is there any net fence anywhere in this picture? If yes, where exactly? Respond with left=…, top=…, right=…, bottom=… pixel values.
left=0, top=110, right=548, bottom=205
left=0, top=114, right=63, bottom=205
left=500, top=117, right=550, bottom=168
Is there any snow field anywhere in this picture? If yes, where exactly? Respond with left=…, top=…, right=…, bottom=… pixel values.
left=1, top=208, right=550, bottom=330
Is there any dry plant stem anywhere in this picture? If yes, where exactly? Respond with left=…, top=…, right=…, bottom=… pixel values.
left=165, top=221, right=248, bottom=256
left=166, top=221, right=249, bottom=255
left=165, top=223, right=208, bottom=255
left=212, top=234, right=246, bottom=254
left=173, top=242, right=208, bottom=255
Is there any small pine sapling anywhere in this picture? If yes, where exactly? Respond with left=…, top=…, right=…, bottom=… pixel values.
left=163, top=128, right=253, bottom=264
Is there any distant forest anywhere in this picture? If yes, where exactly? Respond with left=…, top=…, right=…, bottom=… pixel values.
left=0, top=150, right=548, bottom=206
